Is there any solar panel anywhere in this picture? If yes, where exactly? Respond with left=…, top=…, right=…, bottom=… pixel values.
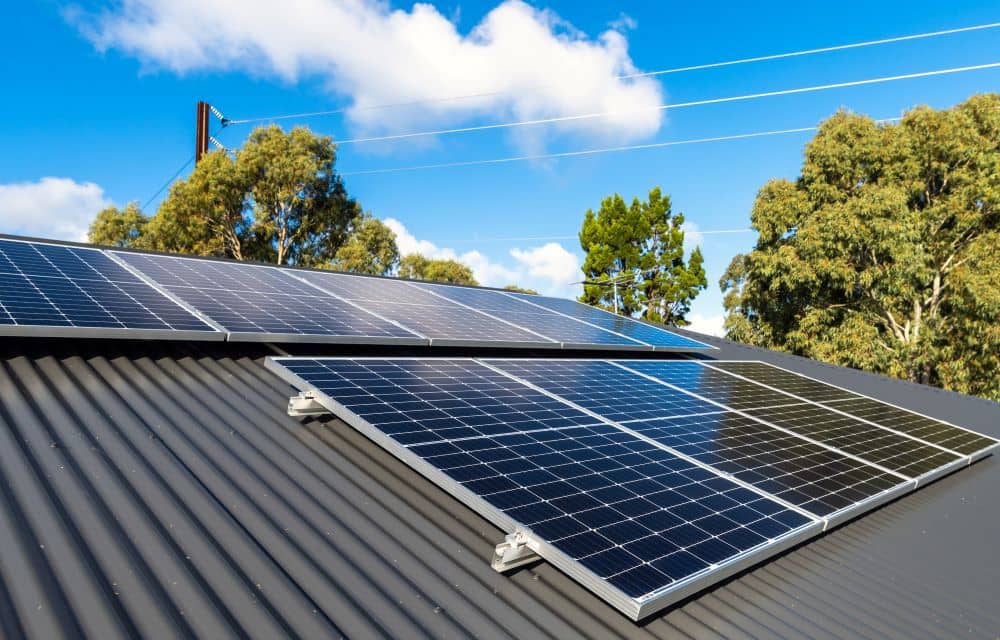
left=113, top=252, right=424, bottom=344
left=510, top=292, right=713, bottom=351
left=413, top=283, right=648, bottom=350
left=708, top=361, right=999, bottom=458
left=0, top=238, right=219, bottom=339
left=290, top=270, right=556, bottom=347
left=491, top=359, right=912, bottom=520
left=267, top=356, right=819, bottom=620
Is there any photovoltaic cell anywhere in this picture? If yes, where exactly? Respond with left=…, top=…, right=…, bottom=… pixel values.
left=743, top=403, right=960, bottom=478
left=268, top=356, right=815, bottom=611
left=416, top=283, right=646, bottom=348
left=0, top=239, right=216, bottom=336
left=618, top=360, right=804, bottom=411
left=511, top=293, right=712, bottom=350
left=293, top=270, right=552, bottom=346
left=113, top=252, right=420, bottom=342
left=487, top=359, right=719, bottom=422
left=708, top=361, right=998, bottom=457
left=708, top=361, right=856, bottom=403
left=622, top=413, right=904, bottom=516
left=821, top=397, right=998, bottom=456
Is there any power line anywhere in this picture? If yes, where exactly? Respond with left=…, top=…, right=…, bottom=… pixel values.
left=340, top=118, right=901, bottom=176
left=333, top=61, right=1000, bottom=145
left=224, top=20, right=1000, bottom=126
left=140, top=154, right=194, bottom=212
left=455, top=229, right=754, bottom=243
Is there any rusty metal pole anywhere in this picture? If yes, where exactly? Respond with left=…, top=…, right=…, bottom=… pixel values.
left=195, top=101, right=210, bottom=164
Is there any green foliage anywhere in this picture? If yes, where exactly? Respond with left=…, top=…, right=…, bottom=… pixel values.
left=92, top=125, right=363, bottom=266
left=579, top=187, right=707, bottom=324
left=331, top=214, right=400, bottom=276
left=398, top=254, right=478, bottom=285
left=88, top=202, right=150, bottom=248
left=722, top=94, right=1000, bottom=400
left=503, top=284, right=538, bottom=295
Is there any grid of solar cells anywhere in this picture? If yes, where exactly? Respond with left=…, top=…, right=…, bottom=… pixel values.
left=416, top=283, right=644, bottom=347
left=622, top=413, right=904, bottom=517
left=707, top=362, right=857, bottom=402
left=0, top=240, right=215, bottom=333
left=276, top=358, right=600, bottom=445
left=744, top=404, right=961, bottom=478
left=487, top=359, right=719, bottom=422
left=511, top=293, right=710, bottom=349
left=294, top=270, right=550, bottom=345
left=708, top=361, right=998, bottom=457
left=412, top=423, right=813, bottom=598
left=114, top=252, right=418, bottom=339
left=618, top=361, right=807, bottom=410
left=821, top=397, right=998, bottom=456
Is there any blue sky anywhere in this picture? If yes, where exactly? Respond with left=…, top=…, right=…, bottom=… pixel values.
left=1, top=0, right=998, bottom=335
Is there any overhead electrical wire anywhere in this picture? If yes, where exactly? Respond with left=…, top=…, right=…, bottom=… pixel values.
left=332, top=61, right=1000, bottom=145
left=339, top=118, right=902, bottom=176
left=223, top=20, right=1000, bottom=126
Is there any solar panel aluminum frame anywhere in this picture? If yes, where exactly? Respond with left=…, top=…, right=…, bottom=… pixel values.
left=508, top=293, right=717, bottom=352
left=702, top=361, right=1000, bottom=468
left=265, top=356, right=823, bottom=621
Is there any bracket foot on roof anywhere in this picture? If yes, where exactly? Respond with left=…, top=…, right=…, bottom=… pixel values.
left=287, top=391, right=329, bottom=417
left=491, top=530, right=540, bottom=572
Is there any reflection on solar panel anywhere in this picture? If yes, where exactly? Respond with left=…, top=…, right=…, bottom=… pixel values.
left=487, top=359, right=719, bottom=422
left=291, top=270, right=554, bottom=347
left=267, top=357, right=818, bottom=620
left=414, top=283, right=646, bottom=349
left=0, top=238, right=219, bottom=339
left=511, top=293, right=710, bottom=350
left=113, top=252, right=423, bottom=343
left=708, top=361, right=998, bottom=457
left=267, top=356, right=997, bottom=620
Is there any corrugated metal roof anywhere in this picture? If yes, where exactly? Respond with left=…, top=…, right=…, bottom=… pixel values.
left=1, top=336, right=997, bottom=639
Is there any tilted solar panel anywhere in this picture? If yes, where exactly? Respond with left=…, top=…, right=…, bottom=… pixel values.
left=112, top=252, right=424, bottom=344
left=708, top=361, right=999, bottom=458
left=0, top=238, right=219, bottom=339
left=413, top=283, right=648, bottom=350
left=267, top=357, right=819, bottom=620
left=268, top=356, right=997, bottom=620
left=290, top=270, right=556, bottom=348
left=510, top=292, right=712, bottom=350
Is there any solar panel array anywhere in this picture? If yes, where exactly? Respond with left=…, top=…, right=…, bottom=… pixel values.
left=266, top=356, right=998, bottom=620
left=0, top=239, right=219, bottom=339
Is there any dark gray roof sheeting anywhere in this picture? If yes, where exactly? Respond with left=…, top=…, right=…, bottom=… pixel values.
left=0, top=333, right=997, bottom=639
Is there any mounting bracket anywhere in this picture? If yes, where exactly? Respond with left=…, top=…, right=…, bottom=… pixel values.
left=491, top=529, right=541, bottom=572
left=287, top=391, right=329, bottom=417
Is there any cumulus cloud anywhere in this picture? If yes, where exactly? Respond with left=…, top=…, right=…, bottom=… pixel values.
left=0, top=177, right=110, bottom=242
left=384, top=217, right=581, bottom=296
left=71, top=0, right=663, bottom=149
left=684, top=312, right=726, bottom=337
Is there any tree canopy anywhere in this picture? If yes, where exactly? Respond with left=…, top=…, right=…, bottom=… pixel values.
left=398, top=254, right=478, bottom=285
left=87, top=125, right=400, bottom=274
left=503, top=284, right=538, bottom=295
left=579, top=187, right=706, bottom=324
left=722, top=94, right=1000, bottom=400
left=330, top=214, right=400, bottom=276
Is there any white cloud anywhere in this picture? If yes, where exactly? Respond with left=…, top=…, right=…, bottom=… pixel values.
left=72, top=0, right=663, bottom=150
left=0, top=177, right=110, bottom=242
left=681, top=220, right=703, bottom=254
left=384, top=217, right=580, bottom=296
left=684, top=312, right=726, bottom=337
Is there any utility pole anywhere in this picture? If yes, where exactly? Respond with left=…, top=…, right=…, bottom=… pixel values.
left=195, top=101, right=211, bottom=165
